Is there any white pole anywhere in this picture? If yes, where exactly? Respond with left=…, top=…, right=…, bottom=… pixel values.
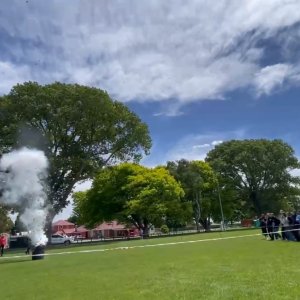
left=217, top=180, right=225, bottom=231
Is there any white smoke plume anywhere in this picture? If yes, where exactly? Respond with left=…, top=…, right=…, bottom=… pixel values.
left=0, top=147, right=49, bottom=246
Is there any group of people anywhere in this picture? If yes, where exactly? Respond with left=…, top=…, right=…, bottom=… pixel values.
left=0, top=234, right=32, bottom=257
left=259, top=210, right=300, bottom=241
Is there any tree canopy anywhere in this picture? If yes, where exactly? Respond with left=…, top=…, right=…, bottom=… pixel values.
left=206, top=139, right=300, bottom=214
left=74, top=163, right=190, bottom=234
left=0, top=205, right=13, bottom=233
left=0, top=82, right=152, bottom=219
left=166, top=159, right=218, bottom=230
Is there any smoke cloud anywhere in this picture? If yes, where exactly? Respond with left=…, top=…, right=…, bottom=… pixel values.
left=0, top=147, right=49, bottom=246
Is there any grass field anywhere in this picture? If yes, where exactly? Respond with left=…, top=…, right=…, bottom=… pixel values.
left=0, top=230, right=299, bottom=300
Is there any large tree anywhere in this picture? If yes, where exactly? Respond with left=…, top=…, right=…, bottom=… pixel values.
left=206, top=139, right=300, bottom=215
left=166, top=159, right=218, bottom=231
left=0, top=82, right=151, bottom=230
left=74, top=163, right=190, bottom=235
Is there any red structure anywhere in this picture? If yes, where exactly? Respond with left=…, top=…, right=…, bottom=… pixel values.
left=52, top=220, right=75, bottom=235
left=52, top=220, right=89, bottom=238
left=241, top=219, right=253, bottom=227
left=52, top=220, right=139, bottom=239
left=74, top=226, right=89, bottom=239
left=92, top=221, right=139, bottom=238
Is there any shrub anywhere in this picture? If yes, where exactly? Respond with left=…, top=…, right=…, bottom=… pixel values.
left=160, top=225, right=169, bottom=234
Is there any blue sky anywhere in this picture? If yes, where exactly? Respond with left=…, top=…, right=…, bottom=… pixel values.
left=1, top=0, right=300, bottom=219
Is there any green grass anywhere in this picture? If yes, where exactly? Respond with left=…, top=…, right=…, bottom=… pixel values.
left=0, top=230, right=299, bottom=300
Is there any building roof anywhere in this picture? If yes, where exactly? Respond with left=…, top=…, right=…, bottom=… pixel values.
left=52, top=220, right=75, bottom=226
left=53, top=228, right=76, bottom=235
left=94, top=221, right=127, bottom=230
left=53, top=226, right=89, bottom=235
left=76, top=226, right=88, bottom=233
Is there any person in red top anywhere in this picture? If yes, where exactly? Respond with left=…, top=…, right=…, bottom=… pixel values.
left=0, top=234, right=6, bottom=257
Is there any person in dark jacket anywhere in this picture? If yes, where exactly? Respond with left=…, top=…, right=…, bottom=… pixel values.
left=286, top=212, right=296, bottom=241
left=266, top=213, right=281, bottom=240
left=272, top=213, right=281, bottom=240
left=25, top=237, right=32, bottom=255
left=279, top=211, right=295, bottom=241
left=292, top=211, right=300, bottom=241
left=259, top=214, right=268, bottom=239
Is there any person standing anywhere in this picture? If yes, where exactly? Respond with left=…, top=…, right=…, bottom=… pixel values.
left=279, top=210, right=293, bottom=240
left=0, top=234, right=7, bottom=257
left=266, top=213, right=281, bottom=240
left=291, top=211, right=300, bottom=241
left=25, top=236, right=32, bottom=255
left=259, top=214, right=268, bottom=239
left=295, top=211, right=300, bottom=241
left=287, top=212, right=296, bottom=241
left=266, top=213, right=274, bottom=240
left=272, top=213, right=281, bottom=240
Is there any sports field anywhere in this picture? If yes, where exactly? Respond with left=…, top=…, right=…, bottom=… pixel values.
left=0, top=230, right=299, bottom=300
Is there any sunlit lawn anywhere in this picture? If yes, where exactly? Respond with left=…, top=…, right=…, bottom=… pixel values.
left=0, top=230, right=299, bottom=300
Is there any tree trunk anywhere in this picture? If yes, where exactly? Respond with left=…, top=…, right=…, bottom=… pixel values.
left=143, top=226, right=149, bottom=238
left=142, top=219, right=150, bottom=238
left=129, top=215, right=150, bottom=238
left=194, top=191, right=201, bottom=232
left=45, top=209, right=56, bottom=244
left=195, top=216, right=201, bottom=232
left=199, top=218, right=211, bottom=231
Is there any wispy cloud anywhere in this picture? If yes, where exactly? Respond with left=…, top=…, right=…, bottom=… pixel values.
left=1, top=0, right=300, bottom=113
left=0, top=62, right=31, bottom=94
left=253, top=63, right=300, bottom=96
left=211, top=140, right=223, bottom=146
left=193, top=144, right=211, bottom=149
left=192, top=140, right=223, bottom=149
left=166, top=133, right=237, bottom=162
left=141, top=129, right=246, bottom=165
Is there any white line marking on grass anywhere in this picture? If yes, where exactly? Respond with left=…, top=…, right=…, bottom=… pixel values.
left=1, top=232, right=263, bottom=261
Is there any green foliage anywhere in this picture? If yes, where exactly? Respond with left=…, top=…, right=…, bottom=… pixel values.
left=160, top=224, right=169, bottom=234
left=166, top=159, right=218, bottom=230
left=67, top=215, right=80, bottom=225
left=0, top=82, right=151, bottom=216
left=280, top=187, right=300, bottom=212
left=13, top=214, right=27, bottom=232
left=75, top=163, right=190, bottom=232
left=72, top=191, right=89, bottom=227
left=206, top=139, right=300, bottom=214
left=0, top=205, right=13, bottom=233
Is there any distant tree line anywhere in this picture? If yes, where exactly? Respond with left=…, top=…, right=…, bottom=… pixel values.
left=72, top=139, right=300, bottom=233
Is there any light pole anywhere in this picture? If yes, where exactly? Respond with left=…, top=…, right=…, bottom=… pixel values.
left=216, top=179, right=225, bottom=231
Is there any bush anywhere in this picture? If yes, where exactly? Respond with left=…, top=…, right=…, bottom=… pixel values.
left=160, top=225, right=169, bottom=234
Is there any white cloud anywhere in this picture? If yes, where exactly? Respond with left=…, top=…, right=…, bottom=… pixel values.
left=253, top=64, right=300, bottom=96
left=0, top=61, right=32, bottom=94
left=290, top=169, right=300, bottom=177
left=211, top=140, right=223, bottom=146
left=193, top=140, right=223, bottom=149
left=1, top=1, right=300, bottom=112
left=193, top=144, right=211, bottom=149
left=163, top=129, right=245, bottom=163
